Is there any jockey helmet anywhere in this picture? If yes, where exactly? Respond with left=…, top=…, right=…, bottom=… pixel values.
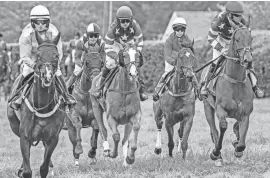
left=30, top=5, right=50, bottom=32
left=116, top=6, right=133, bottom=19
left=86, top=23, right=100, bottom=34
left=172, top=17, right=187, bottom=28
left=225, top=1, right=244, bottom=15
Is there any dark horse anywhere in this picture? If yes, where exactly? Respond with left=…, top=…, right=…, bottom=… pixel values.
left=201, top=27, right=254, bottom=166
left=153, top=47, right=197, bottom=159
left=7, top=32, right=66, bottom=178
left=66, top=52, right=101, bottom=166
left=90, top=47, right=141, bottom=167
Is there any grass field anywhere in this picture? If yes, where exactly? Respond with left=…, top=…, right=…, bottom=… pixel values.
left=0, top=97, right=270, bottom=178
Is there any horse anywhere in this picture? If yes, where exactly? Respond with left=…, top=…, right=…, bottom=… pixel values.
left=200, top=27, right=254, bottom=167
left=153, top=47, right=197, bottom=159
left=90, top=47, right=142, bottom=167
left=0, top=51, right=10, bottom=100
left=7, top=31, right=66, bottom=178
left=66, top=52, right=101, bottom=166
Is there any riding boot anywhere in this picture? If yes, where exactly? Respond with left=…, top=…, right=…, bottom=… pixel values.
left=9, top=75, right=24, bottom=110
left=56, top=75, right=77, bottom=105
left=138, top=77, right=148, bottom=101
left=67, top=73, right=77, bottom=94
left=92, top=66, right=111, bottom=98
left=152, top=76, right=166, bottom=102
left=200, top=63, right=216, bottom=98
left=247, top=67, right=264, bottom=98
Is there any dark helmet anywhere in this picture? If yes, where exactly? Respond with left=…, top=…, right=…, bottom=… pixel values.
left=225, top=1, right=244, bottom=14
left=116, top=6, right=133, bottom=19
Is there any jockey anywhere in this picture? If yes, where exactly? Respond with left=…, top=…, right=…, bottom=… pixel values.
left=200, top=1, right=264, bottom=98
left=9, top=5, right=76, bottom=110
left=92, top=5, right=148, bottom=101
left=152, top=17, right=198, bottom=101
left=0, top=33, right=7, bottom=53
left=67, top=23, right=105, bottom=90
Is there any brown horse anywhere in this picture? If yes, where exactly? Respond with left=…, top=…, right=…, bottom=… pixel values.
left=90, top=47, right=141, bottom=167
left=66, top=52, right=101, bottom=166
left=7, top=32, right=66, bottom=178
left=201, top=27, right=254, bottom=166
left=153, top=47, right=197, bottom=159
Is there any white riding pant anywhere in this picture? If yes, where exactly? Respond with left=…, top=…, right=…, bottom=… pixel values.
left=73, top=64, right=83, bottom=76
left=162, top=61, right=174, bottom=78
left=104, top=42, right=123, bottom=69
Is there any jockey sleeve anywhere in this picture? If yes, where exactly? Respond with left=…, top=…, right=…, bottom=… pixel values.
left=19, top=33, right=35, bottom=68
left=164, top=36, right=179, bottom=66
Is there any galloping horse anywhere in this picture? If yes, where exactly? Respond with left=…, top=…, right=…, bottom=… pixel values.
left=90, top=47, right=142, bottom=167
left=201, top=27, right=254, bottom=166
left=66, top=52, right=101, bottom=166
left=153, top=47, right=197, bottom=159
left=7, top=32, right=66, bottom=178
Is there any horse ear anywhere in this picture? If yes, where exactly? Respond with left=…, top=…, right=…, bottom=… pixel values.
left=247, top=15, right=251, bottom=28
left=52, top=32, right=61, bottom=45
left=192, top=39, right=194, bottom=47
left=35, top=31, right=43, bottom=45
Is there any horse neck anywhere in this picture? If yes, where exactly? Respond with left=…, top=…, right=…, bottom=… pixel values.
left=114, top=67, right=136, bottom=91
left=170, top=70, right=192, bottom=93
left=79, top=68, right=92, bottom=92
left=224, top=45, right=247, bottom=81
left=32, top=75, right=56, bottom=111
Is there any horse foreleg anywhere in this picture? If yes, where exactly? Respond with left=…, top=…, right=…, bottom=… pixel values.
left=70, top=115, right=83, bottom=155
left=203, top=100, right=219, bottom=144
left=122, top=123, right=132, bottom=167
left=165, top=119, right=174, bottom=157
left=210, top=104, right=228, bottom=167
left=181, top=116, right=194, bottom=160
left=125, top=111, right=141, bottom=165
left=88, top=119, right=99, bottom=163
left=234, top=115, right=249, bottom=158
left=91, top=97, right=109, bottom=156
left=232, top=121, right=240, bottom=148
left=154, top=114, right=163, bottom=155
left=40, top=137, right=59, bottom=178
left=107, top=115, right=120, bottom=158
left=20, top=136, right=32, bottom=178
left=66, top=117, right=80, bottom=166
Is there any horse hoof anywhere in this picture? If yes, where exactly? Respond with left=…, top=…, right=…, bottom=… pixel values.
left=88, top=149, right=96, bottom=158
left=234, top=151, right=243, bottom=158
left=122, top=160, right=132, bottom=168
left=232, top=140, right=239, bottom=148
left=214, top=159, right=223, bottom=167
left=125, top=156, right=135, bottom=165
left=16, top=168, right=23, bottom=177
left=75, top=145, right=83, bottom=155
left=49, top=167, right=54, bottom=177
left=109, top=152, right=118, bottom=158
left=210, top=151, right=221, bottom=161
left=154, top=148, right=162, bottom=155
left=90, top=158, right=97, bottom=165
left=103, top=150, right=110, bottom=157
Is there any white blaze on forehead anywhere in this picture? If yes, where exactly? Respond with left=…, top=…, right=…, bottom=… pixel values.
left=185, top=52, right=190, bottom=57
left=87, top=23, right=94, bottom=32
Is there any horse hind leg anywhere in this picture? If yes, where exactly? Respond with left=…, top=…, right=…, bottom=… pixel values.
left=40, top=137, right=59, bottom=178
left=124, top=111, right=141, bottom=166
left=107, top=115, right=120, bottom=159
left=66, top=117, right=80, bottom=166
left=73, top=116, right=83, bottom=155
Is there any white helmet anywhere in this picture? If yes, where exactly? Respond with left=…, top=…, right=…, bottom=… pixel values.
left=30, top=5, right=50, bottom=20
left=172, top=17, right=187, bottom=28
left=30, top=5, right=50, bottom=32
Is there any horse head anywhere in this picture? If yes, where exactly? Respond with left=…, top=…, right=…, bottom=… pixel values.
left=121, top=46, right=140, bottom=81
left=176, top=46, right=196, bottom=81
left=229, top=27, right=253, bottom=67
left=35, top=31, right=60, bottom=87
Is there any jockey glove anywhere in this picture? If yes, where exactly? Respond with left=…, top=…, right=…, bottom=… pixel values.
left=214, top=42, right=224, bottom=52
